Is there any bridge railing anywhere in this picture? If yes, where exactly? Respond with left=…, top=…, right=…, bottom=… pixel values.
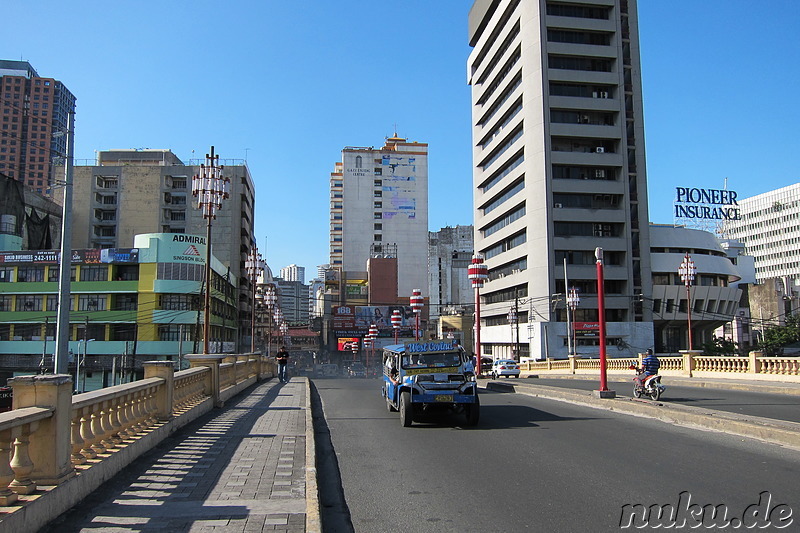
left=519, top=351, right=800, bottom=382
left=0, top=353, right=277, bottom=532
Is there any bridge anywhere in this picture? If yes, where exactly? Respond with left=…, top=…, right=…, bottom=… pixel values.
left=0, top=351, right=798, bottom=532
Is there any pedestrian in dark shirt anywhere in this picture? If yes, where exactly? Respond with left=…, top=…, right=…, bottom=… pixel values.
left=276, top=346, right=289, bottom=383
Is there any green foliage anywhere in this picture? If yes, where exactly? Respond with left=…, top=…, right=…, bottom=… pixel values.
left=701, top=336, right=739, bottom=356
left=759, top=314, right=800, bottom=356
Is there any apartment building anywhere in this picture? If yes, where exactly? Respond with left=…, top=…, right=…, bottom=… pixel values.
left=0, top=60, right=76, bottom=195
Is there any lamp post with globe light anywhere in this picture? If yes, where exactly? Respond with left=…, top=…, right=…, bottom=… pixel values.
left=191, top=146, right=230, bottom=354
left=678, top=253, right=697, bottom=351
left=244, top=246, right=265, bottom=352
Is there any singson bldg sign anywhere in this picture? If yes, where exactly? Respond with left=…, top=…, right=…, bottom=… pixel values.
left=674, top=187, right=740, bottom=220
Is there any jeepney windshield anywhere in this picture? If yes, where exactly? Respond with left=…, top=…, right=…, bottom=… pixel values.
left=400, top=351, right=462, bottom=370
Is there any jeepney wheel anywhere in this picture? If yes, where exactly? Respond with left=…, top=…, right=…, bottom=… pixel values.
left=465, top=396, right=480, bottom=427
left=399, top=391, right=413, bottom=427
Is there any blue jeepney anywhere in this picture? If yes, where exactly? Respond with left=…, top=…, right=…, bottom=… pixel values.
left=381, top=340, right=479, bottom=427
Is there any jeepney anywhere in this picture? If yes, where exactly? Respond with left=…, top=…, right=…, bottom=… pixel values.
left=380, top=340, right=479, bottom=427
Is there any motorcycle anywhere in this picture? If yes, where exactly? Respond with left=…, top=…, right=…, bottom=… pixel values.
left=628, top=364, right=665, bottom=401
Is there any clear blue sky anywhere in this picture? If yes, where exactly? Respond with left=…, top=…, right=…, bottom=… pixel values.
left=5, top=1, right=799, bottom=278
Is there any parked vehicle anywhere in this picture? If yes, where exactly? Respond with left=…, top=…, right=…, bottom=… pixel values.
left=381, top=339, right=479, bottom=427
left=349, top=362, right=367, bottom=378
left=491, top=359, right=520, bottom=379
left=629, top=364, right=665, bottom=400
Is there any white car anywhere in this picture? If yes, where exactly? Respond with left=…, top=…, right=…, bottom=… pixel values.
left=491, top=359, right=520, bottom=379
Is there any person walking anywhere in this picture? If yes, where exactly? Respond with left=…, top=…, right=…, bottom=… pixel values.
left=276, top=346, right=290, bottom=383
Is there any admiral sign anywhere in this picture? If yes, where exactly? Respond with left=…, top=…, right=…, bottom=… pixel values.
left=674, top=187, right=741, bottom=220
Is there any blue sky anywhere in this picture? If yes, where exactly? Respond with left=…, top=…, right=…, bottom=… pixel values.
left=5, top=1, right=799, bottom=278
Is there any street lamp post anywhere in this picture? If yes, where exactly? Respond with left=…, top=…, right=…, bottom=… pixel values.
left=192, top=146, right=230, bottom=355
left=595, top=247, right=613, bottom=396
left=567, top=287, right=580, bottom=356
left=245, top=246, right=265, bottom=352
left=391, top=309, right=402, bottom=344
left=507, top=308, right=517, bottom=360
left=678, top=252, right=697, bottom=351
left=410, top=289, right=424, bottom=341
left=264, top=285, right=276, bottom=356
left=468, top=254, right=488, bottom=376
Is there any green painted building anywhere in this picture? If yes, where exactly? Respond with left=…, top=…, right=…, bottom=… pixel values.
left=0, top=233, right=238, bottom=390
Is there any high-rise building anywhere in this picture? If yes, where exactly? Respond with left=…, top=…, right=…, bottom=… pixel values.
left=468, top=0, right=653, bottom=359
left=723, top=183, right=800, bottom=284
left=274, top=278, right=310, bottom=325
left=329, top=135, right=429, bottom=300
left=280, top=264, right=305, bottom=284
left=428, top=225, right=474, bottom=321
left=0, top=60, right=76, bottom=195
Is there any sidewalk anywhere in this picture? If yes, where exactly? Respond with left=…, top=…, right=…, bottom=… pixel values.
left=45, top=378, right=315, bottom=533
left=519, top=372, right=800, bottom=395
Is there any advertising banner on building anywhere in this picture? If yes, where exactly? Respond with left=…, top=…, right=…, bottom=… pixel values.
left=574, top=322, right=600, bottom=336
left=0, top=248, right=139, bottom=264
left=333, top=305, right=356, bottom=330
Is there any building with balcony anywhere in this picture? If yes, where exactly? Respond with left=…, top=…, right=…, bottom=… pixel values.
left=59, top=149, right=256, bottom=352
left=280, top=264, right=305, bottom=284
left=468, top=0, right=653, bottom=359
left=0, top=60, right=76, bottom=196
left=0, top=233, right=238, bottom=390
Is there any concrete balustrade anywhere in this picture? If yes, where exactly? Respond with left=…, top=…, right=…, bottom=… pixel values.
left=0, top=353, right=276, bottom=533
left=519, top=351, right=800, bottom=382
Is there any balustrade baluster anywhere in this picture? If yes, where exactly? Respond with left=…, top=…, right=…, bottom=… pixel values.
left=79, top=408, right=97, bottom=459
left=100, top=402, right=117, bottom=450
left=90, top=407, right=107, bottom=455
left=70, top=413, right=87, bottom=465
left=0, top=429, right=17, bottom=505
left=9, top=424, right=37, bottom=495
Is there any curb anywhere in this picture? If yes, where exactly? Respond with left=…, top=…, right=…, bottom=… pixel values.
left=304, top=377, right=321, bottom=533
left=484, top=381, right=800, bottom=450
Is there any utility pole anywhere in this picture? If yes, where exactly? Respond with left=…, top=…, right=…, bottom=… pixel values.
left=54, top=109, right=75, bottom=375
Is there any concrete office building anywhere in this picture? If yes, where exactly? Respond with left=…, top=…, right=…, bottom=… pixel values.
left=280, top=264, right=305, bottom=284
left=722, top=183, right=800, bottom=284
left=428, top=225, right=474, bottom=321
left=0, top=60, right=76, bottom=195
left=61, top=149, right=256, bottom=351
left=468, top=0, right=653, bottom=359
left=329, top=135, right=429, bottom=300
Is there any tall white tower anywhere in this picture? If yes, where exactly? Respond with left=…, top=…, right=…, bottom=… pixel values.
left=468, top=0, right=653, bottom=359
left=329, top=135, right=429, bottom=298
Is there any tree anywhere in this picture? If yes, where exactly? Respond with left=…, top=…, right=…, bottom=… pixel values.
left=701, top=336, right=739, bottom=356
left=759, top=314, right=800, bottom=356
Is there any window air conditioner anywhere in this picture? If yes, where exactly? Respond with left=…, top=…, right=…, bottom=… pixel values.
left=595, top=147, right=605, bottom=153
left=554, top=203, right=563, bottom=208
left=595, top=169, right=606, bottom=178
left=599, top=91, right=609, bottom=98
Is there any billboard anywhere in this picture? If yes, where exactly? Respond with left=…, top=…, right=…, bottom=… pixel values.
left=355, top=305, right=414, bottom=330
left=0, top=248, right=139, bottom=264
left=337, top=337, right=359, bottom=351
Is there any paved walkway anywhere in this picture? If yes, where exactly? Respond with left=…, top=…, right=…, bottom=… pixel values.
left=46, top=378, right=309, bottom=532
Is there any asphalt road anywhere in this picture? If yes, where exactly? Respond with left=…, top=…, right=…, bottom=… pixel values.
left=314, top=377, right=800, bottom=532
left=518, top=377, right=800, bottom=424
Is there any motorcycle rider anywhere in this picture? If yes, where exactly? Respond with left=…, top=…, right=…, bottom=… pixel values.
left=636, top=349, right=660, bottom=387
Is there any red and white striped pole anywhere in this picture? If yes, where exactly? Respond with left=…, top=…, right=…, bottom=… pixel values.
left=468, top=254, right=489, bottom=377
left=391, top=309, right=402, bottom=344
left=410, top=289, right=424, bottom=341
